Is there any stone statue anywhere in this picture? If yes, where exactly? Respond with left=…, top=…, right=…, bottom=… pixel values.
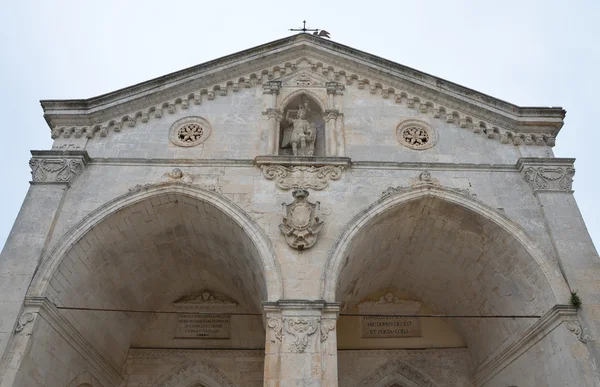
left=281, top=102, right=316, bottom=156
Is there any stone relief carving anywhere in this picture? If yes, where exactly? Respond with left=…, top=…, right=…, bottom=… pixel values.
left=357, top=292, right=421, bottom=315
left=381, top=171, right=476, bottom=201
left=284, top=317, right=320, bottom=353
left=152, top=359, right=236, bottom=387
left=359, top=360, right=439, bottom=387
left=29, top=158, right=85, bottom=183
left=320, top=319, right=336, bottom=342
left=168, top=116, right=211, bottom=147
left=14, top=312, right=34, bottom=333
left=566, top=321, right=587, bottom=344
left=522, top=166, right=575, bottom=191
left=279, top=189, right=324, bottom=250
left=280, top=102, right=316, bottom=156
left=268, top=317, right=283, bottom=342
left=396, top=119, right=437, bottom=150
left=129, top=171, right=222, bottom=194
left=261, top=164, right=343, bottom=190
left=173, top=291, right=239, bottom=310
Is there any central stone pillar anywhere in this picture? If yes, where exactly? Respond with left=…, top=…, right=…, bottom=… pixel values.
left=263, top=300, right=340, bottom=387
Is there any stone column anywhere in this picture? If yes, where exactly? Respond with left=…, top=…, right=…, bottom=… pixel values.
left=325, top=82, right=345, bottom=157
left=262, top=81, right=282, bottom=155
left=520, top=157, right=600, bottom=380
left=0, top=150, right=88, bottom=386
left=263, top=300, right=340, bottom=387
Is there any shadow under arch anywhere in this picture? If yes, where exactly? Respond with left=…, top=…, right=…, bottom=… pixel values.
left=277, top=88, right=327, bottom=112
left=28, top=182, right=283, bottom=301
left=152, top=359, right=237, bottom=387
left=322, top=183, right=569, bottom=304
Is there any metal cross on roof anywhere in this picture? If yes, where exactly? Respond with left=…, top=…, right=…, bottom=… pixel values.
left=290, top=20, right=331, bottom=38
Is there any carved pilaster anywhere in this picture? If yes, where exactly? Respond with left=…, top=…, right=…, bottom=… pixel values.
left=29, top=150, right=89, bottom=186
left=263, top=300, right=340, bottom=385
left=518, top=158, right=575, bottom=193
left=262, top=108, right=283, bottom=155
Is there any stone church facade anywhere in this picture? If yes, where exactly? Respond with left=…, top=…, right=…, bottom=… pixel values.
left=0, top=34, right=599, bottom=386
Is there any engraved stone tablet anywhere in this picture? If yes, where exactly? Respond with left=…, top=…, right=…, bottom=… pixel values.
left=175, top=314, right=230, bottom=339
left=361, top=316, right=421, bottom=338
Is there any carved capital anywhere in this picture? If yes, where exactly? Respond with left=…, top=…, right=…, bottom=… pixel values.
left=15, top=312, right=35, bottom=333
left=29, top=150, right=89, bottom=185
left=320, top=319, right=336, bottom=342
left=268, top=317, right=283, bottom=342
left=519, top=158, right=576, bottom=192
left=284, top=317, right=320, bottom=353
left=262, top=165, right=343, bottom=191
left=263, top=108, right=283, bottom=121
left=262, top=81, right=281, bottom=95
left=323, top=109, right=341, bottom=122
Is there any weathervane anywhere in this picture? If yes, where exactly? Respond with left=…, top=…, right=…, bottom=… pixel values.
left=290, top=20, right=330, bottom=38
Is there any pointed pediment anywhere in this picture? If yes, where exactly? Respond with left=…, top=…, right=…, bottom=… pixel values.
left=41, top=34, right=565, bottom=147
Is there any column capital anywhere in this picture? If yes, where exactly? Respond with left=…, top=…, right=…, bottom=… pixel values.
left=518, top=157, right=576, bottom=193
left=29, top=150, right=89, bottom=186
left=262, top=108, right=283, bottom=121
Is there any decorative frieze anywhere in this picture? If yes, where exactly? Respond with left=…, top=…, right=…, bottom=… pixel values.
left=261, top=164, right=343, bottom=190
left=29, top=150, right=89, bottom=185
left=279, top=189, right=324, bottom=250
left=518, top=158, right=575, bottom=192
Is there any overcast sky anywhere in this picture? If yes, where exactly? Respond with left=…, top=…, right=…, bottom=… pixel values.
left=1, top=0, right=598, bottom=252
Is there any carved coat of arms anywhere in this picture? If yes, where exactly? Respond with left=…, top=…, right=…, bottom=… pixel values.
left=279, top=189, right=324, bottom=250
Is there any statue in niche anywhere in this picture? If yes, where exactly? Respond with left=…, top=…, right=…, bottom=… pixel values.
left=281, top=102, right=316, bottom=156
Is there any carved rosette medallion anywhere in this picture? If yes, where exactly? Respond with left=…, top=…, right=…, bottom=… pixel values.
left=168, top=116, right=211, bottom=147
left=396, top=119, right=437, bottom=150
left=29, top=157, right=85, bottom=183
left=522, top=166, right=575, bottom=191
left=279, top=189, right=324, bottom=250
left=284, top=317, right=320, bottom=353
left=261, top=165, right=343, bottom=190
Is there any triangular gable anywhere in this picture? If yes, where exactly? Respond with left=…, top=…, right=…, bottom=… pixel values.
left=41, top=34, right=564, bottom=147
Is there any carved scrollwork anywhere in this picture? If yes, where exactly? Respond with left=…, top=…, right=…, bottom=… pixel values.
left=522, top=166, right=575, bottom=191
left=566, top=321, right=587, bottom=344
left=320, top=319, right=336, bottom=342
left=29, top=158, right=85, bottom=183
left=15, top=312, right=34, bottom=333
left=268, top=317, right=283, bottom=342
left=261, top=165, right=343, bottom=190
left=284, top=317, right=320, bottom=353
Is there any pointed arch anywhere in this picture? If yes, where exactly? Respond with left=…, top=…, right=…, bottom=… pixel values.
left=359, top=360, right=440, bottom=387
left=152, top=359, right=236, bottom=387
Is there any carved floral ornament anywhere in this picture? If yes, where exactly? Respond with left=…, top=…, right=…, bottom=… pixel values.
left=522, top=165, right=575, bottom=192
left=168, top=116, right=211, bottom=147
left=29, top=157, right=85, bottom=184
left=261, top=164, right=343, bottom=190
left=396, top=120, right=437, bottom=150
left=49, top=53, right=557, bottom=147
left=268, top=316, right=335, bottom=352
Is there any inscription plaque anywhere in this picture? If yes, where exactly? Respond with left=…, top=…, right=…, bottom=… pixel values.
left=175, top=314, right=230, bottom=339
left=361, top=316, right=421, bottom=338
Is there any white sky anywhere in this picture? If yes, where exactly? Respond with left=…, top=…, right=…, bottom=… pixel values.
left=0, top=0, right=598, bottom=252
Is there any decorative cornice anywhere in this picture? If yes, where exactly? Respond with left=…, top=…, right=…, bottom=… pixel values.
left=261, top=164, right=344, bottom=190
left=42, top=35, right=563, bottom=147
left=518, top=157, right=576, bottom=193
left=255, top=155, right=351, bottom=167
left=471, top=305, right=583, bottom=386
left=29, top=150, right=89, bottom=186
left=23, top=296, right=123, bottom=387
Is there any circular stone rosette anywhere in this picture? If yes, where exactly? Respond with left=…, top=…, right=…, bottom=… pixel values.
left=168, top=116, right=212, bottom=147
left=396, top=119, right=437, bottom=150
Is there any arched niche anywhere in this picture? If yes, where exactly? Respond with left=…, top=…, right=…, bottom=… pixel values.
left=278, top=92, right=325, bottom=156
left=323, top=185, right=570, bottom=367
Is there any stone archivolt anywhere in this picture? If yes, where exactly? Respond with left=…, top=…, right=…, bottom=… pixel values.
left=45, top=37, right=559, bottom=148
